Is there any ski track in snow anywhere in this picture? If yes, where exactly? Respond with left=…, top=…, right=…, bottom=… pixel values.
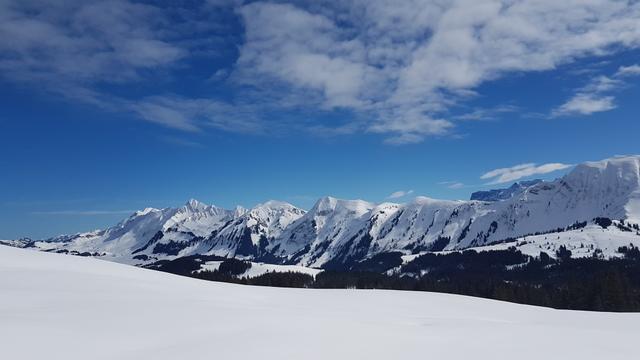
left=1, top=246, right=638, bottom=360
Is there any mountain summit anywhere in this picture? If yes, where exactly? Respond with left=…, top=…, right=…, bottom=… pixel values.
left=4, top=155, right=640, bottom=269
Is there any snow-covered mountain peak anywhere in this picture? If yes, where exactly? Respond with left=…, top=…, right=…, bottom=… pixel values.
left=7, top=155, right=640, bottom=268
left=411, top=196, right=462, bottom=206
left=579, top=155, right=640, bottom=170
left=373, top=202, right=402, bottom=212
left=175, top=199, right=230, bottom=218
left=254, top=200, right=301, bottom=211
left=566, top=156, right=639, bottom=183
left=245, top=201, right=305, bottom=224
left=233, top=206, right=248, bottom=217
left=238, top=201, right=306, bottom=239
left=134, top=207, right=161, bottom=217
left=184, top=198, right=209, bottom=211
left=312, top=196, right=338, bottom=210
left=311, top=196, right=374, bottom=216
left=557, top=155, right=640, bottom=220
left=165, top=201, right=234, bottom=237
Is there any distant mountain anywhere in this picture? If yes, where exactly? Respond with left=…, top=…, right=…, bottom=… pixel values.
left=3, top=155, right=640, bottom=271
left=470, top=179, right=543, bottom=201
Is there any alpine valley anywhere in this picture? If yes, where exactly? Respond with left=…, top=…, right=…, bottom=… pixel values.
left=4, top=155, right=640, bottom=274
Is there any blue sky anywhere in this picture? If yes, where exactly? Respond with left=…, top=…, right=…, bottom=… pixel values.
left=1, top=0, right=640, bottom=239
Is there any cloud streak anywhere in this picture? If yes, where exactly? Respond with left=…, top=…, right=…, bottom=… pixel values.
left=553, top=94, right=616, bottom=116
left=2, top=1, right=640, bottom=143
left=438, top=181, right=466, bottom=189
left=234, top=0, right=640, bottom=143
left=481, top=162, right=572, bottom=184
left=0, top=0, right=241, bottom=132
left=0, top=1, right=186, bottom=88
left=553, top=64, right=640, bottom=117
left=387, top=190, right=414, bottom=199
left=446, top=182, right=465, bottom=190
left=129, top=96, right=265, bottom=134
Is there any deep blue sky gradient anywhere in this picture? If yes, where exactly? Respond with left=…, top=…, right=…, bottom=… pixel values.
left=1, top=1, right=640, bottom=239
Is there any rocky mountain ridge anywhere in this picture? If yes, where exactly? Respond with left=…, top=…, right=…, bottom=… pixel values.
left=4, top=155, right=640, bottom=270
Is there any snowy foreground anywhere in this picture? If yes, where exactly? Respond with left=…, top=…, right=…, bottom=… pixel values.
left=1, top=246, right=638, bottom=360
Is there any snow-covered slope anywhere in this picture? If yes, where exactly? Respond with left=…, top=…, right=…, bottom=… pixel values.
left=276, top=196, right=377, bottom=266
left=1, top=246, right=638, bottom=360
left=206, top=200, right=306, bottom=258
left=283, top=156, right=640, bottom=267
left=467, top=220, right=640, bottom=259
left=5, top=155, right=640, bottom=269
left=195, top=260, right=323, bottom=278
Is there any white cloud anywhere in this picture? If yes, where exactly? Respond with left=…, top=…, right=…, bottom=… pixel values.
left=0, top=0, right=232, bottom=129
left=129, top=96, right=264, bottom=133
left=235, top=0, right=640, bottom=143
left=447, top=182, right=465, bottom=189
left=3, top=1, right=640, bottom=142
left=387, top=190, right=414, bottom=199
left=0, top=1, right=186, bottom=88
left=454, top=105, right=519, bottom=121
left=481, top=162, right=572, bottom=184
left=438, top=181, right=466, bottom=189
left=131, top=99, right=202, bottom=132
left=552, top=94, right=616, bottom=116
left=553, top=63, right=640, bottom=117
left=616, top=64, right=640, bottom=77
left=383, top=133, right=432, bottom=145
left=582, top=76, right=623, bottom=93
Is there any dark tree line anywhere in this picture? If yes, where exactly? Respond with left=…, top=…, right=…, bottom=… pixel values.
left=147, top=246, right=640, bottom=312
left=194, top=269, right=314, bottom=288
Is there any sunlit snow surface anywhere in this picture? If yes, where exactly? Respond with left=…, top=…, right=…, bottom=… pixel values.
left=195, top=260, right=323, bottom=278
left=1, top=246, right=638, bottom=360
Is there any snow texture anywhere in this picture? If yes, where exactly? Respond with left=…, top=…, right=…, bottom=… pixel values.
left=194, top=260, right=323, bottom=278
left=1, top=245, right=638, bottom=360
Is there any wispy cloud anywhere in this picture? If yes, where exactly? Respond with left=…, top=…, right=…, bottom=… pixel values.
left=454, top=105, right=519, bottom=121
left=438, top=181, right=466, bottom=189
left=552, top=64, right=640, bottom=117
left=387, top=190, right=414, bottom=199
left=481, top=163, right=572, bottom=185
left=553, top=94, right=616, bottom=116
left=3, top=1, right=640, bottom=143
left=447, top=182, right=465, bottom=190
left=235, top=1, right=640, bottom=143
left=0, top=0, right=240, bottom=132
left=617, top=65, right=640, bottom=77
left=0, top=1, right=187, bottom=91
left=129, top=95, right=272, bottom=134
left=31, top=210, right=135, bottom=216
left=158, top=136, right=205, bottom=149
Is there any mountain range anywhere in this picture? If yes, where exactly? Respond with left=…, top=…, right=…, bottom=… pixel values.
left=4, top=155, right=640, bottom=271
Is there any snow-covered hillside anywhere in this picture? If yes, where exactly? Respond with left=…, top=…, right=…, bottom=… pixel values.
left=397, top=220, right=640, bottom=268
left=1, top=246, right=638, bottom=360
left=4, top=155, right=640, bottom=270
left=195, top=260, right=323, bottom=278
left=470, top=221, right=640, bottom=259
